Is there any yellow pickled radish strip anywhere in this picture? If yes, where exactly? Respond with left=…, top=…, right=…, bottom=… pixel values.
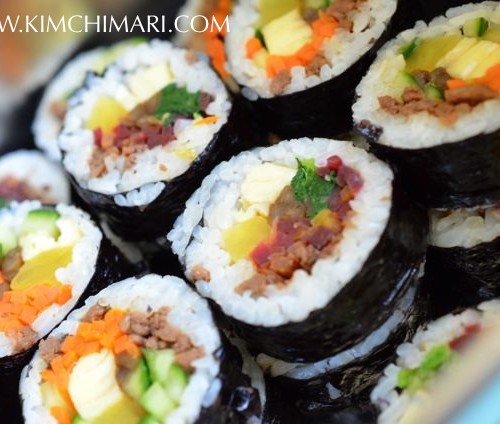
left=86, top=97, right=128, bottom=134
left=10, top=246, right=73, bottom=290
left=405, top=35, right=462, bottom=72
left=311, top=209, right=341, bottom=231
left=223, top=216, right=271, bottom=263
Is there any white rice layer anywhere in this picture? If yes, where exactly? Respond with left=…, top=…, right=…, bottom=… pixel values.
left=60, top=39, right=231, bottom=201
left=226, top=0, right=397, bottom=99
left=168, top=138, right=393, bottom=327
left=20, top=274, right=221, bottom=424
left=0, top=201, right=102, bottom=358
left=430, top=205, right=500, bottom=248
left=0, top=150, right=70, bottom=204
left=257, top=283, right=416, bottom=380
left=371, top=299, right=500, bottom=424
left=353, top=2, right=500, bottom=149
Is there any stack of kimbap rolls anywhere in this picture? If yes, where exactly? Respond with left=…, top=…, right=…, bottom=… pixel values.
left=21, top=275, right=266, bottom=423
left=3, top=0, right=500, bottom=421
left=59, top=39, right=250, bottom=242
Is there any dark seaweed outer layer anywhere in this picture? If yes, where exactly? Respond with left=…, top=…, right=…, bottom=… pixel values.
left=196, top=334, right=263, bottom=424
left=263, top=277, right=429, bottom=424
left=208, top=185, right=429, bottom=363
left=0, top=237, right=134, bottom=424
left=417, top=0, right=485, bottom=22
left=68, top=99, right=261, bottom=243
left=240, top=0, right=423, bottom=140
left=425, top=236, right=500, bottom=312
left=360, top=126, right=500, bottom=209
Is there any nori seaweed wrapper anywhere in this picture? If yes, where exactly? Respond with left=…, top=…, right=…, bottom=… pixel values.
left=262, top=279, right=428, bottom=423
left=416, top=0, right=484, bottom=22
left=208, top=184, right=429, bottom=363
left=425, top=237, right=500, bottom=311
left=197, top=334, right=263, bottom=423
left=67, top=98, right=263, bottom=242
left=358, top=123, right=500, bottom=209
left=236, top=0, right=424, bottom=140
left=0, top=236, right=134, bottom=423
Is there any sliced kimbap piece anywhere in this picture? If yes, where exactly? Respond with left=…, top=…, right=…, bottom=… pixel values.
left=0, top=150, right=70, bottom=205
left=21, top=274, right=265, bottom=423
left=33, top=39, right=145, bottom=161
left=354, top=2, right=500, bottom=208
left=60, top=39, right=245, bottom=242
left=225, top=0, right=400, bottom=138
left=0, top=201, right=131, bottom=421
left=426, top=205, right=500, bottom=307
left=371, top=299, right=500, bottom=424
left=168, top=138, right=428, bottom=362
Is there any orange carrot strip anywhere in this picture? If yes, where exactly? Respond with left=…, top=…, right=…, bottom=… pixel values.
left=125, top=340, right=141, bottom=358
left=447, top=79, right=467, bottom=89
left=62, top=351, right=78, bottom=368
left=50, top=406, right=72, bottom=424
left=246, top=37, right=263, bottom=59
left=82, top=341, right=101, bottom=356
left=195, top=116, right=219, bottom=126
left=41, top=369, right=57, bottom=383
left=56, top=286, right=72, bottom=305
left=113, top=334, right=131, bottom=355
left=19, top=304, right=38, bottom=325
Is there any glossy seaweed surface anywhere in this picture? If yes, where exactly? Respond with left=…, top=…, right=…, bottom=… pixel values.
left=69, top=100, right=261, bottom=242
left=197, top=334, right=263, bottom=423
left=426, top=236, right=500, bottom=309
left=361, top=127, right=500, bottom=209
left=241, top=0, right=423, bottom=140
left=263, top=279, right=429, bottom=422
left=209, top=185, right=429, bottom=363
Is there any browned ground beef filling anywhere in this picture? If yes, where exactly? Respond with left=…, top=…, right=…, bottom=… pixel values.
left=378, top=67, right=498, bottom=125
left=0, top=177, right=53, bottom=203
left=237, top=160, right=363, bottom=296
left=40, top=304, right=204, bottom=379
left=89, top=90, right=214, bottom=178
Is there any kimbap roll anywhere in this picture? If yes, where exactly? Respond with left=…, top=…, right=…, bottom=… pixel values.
left=0, top=201, right=129, bottom=359
left=0, top=201, right=131, bottom=421
left=60, top=40, right=245, bottom=242
left=353, top=2, right=500, bottom=208
left=371, top=299, right=500, bottom=424
left=33, top=39, right=145, bottom=161
left=225, top=0, right=398, bottom=138
left=168, top=138, right=428, bottom=362
left=21, top=275, right=265, bottom=423
left=426, top=205, right=500, bottom=307
left=0, top=150, right=70, bottom=205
